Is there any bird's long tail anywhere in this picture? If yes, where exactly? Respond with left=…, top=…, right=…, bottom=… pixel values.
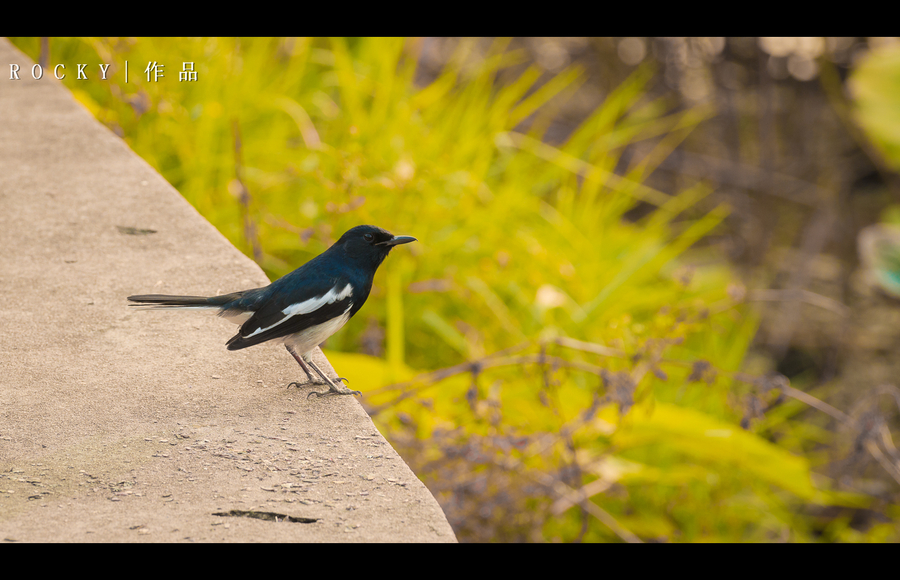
left=127, top=292, right=244, bottom=310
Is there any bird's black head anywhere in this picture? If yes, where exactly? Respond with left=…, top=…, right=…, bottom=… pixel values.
left=332, top=225, right=416, bottom=269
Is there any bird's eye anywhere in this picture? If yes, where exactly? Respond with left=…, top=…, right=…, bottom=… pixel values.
left=364, top=233, right=374, bottom=242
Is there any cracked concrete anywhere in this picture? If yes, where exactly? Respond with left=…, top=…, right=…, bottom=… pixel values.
left=0, top=38, right=455, bottom=542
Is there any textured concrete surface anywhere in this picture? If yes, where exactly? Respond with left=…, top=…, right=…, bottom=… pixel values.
left=0, top=38, right=455, bottom=542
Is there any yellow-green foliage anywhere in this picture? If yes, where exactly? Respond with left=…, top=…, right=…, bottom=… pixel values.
left=851, top=44, right=900, bottom=171
left=12, top=37, right=886, bottom=541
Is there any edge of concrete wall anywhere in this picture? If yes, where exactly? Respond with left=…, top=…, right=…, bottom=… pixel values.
left=0, top=38, right=455, bottom=542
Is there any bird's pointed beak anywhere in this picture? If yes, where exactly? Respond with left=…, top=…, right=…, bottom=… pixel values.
left=378, top=235, right=417, bottom=247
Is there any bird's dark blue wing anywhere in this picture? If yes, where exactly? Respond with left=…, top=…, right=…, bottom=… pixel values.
left=225, top=275, right=355, bottom=350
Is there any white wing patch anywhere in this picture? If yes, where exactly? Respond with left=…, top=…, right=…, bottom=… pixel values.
left=243, top=283, right=353, bottom=339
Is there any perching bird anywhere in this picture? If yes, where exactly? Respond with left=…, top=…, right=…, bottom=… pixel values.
left=128, top=225, right=416, bottom=398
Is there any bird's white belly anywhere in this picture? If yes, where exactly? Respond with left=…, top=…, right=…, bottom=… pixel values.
left=282, top=309, right=352, bottom=357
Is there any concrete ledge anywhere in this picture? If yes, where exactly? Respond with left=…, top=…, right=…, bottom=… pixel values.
left=0, top=38, right=455, bottom=542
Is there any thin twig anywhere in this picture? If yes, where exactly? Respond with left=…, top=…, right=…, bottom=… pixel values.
left=552, top=336, right=626, bottom=357
left=865, top=440, right=900, bottom=486
left=781, top=385, right=851, bottom=424
left=850, top=384, right=900, bottom=419
left=550, top=477, right=614, bottom=515
left=748, top=288, right=851, bottom=317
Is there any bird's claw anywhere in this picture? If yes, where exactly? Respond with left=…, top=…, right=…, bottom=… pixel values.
left=307, top=388, right=362, bottom=399
left=288, top=377, right=348, bottom=388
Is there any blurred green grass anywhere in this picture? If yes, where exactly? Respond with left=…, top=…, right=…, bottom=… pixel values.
left=12, top=36, right=891, bottom=542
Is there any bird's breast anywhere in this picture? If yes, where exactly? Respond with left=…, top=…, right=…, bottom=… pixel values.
left=281, top=306, right=353, bottom=356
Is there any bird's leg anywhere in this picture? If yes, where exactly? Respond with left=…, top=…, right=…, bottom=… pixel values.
left=285, top=345, right=348, bottom=388
left=304, top=358, right=361, bottom=399
left=286, top=347, right=316, bottom=388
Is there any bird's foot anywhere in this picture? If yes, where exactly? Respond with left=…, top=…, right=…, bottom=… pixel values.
left=287, top=377, right=349, bottom=389
left=307, top=387, right=362, bottom=399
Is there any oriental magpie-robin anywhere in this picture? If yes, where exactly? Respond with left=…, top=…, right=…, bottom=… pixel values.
left=128, top=225, right=416, bottom=398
